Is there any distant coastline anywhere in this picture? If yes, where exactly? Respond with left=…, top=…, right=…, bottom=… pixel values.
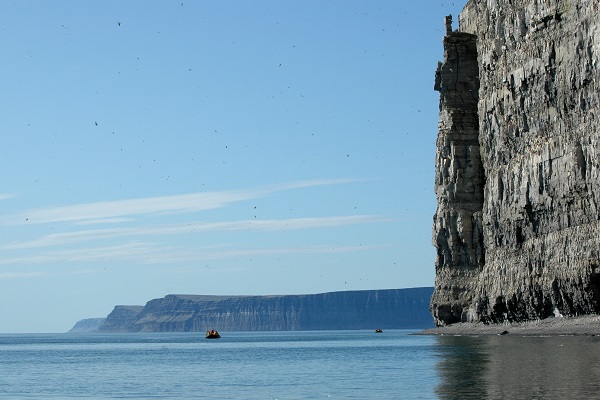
left=70, top=288, right=435, bottom=333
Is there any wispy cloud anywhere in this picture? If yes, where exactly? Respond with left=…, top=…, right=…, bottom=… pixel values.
left=0, top=270, right=97, bottom=280
left=0, top=179, right=384, bottom=269
left=0, top=272, right=46, bottom=279
left=0, top=242, right=386, bottom=266
left=2, top=215, right=391, bottom=250
left=0, top=193, right=15, bottom=200
left=140, top=244, right=387, bottom=264
left=0, top=242, right=161, bottom=265
left=74, top=218, right=134, bottom=225
left=1, top=178, right=361, bottom=226
left=1, top=227, right=135, bottom=250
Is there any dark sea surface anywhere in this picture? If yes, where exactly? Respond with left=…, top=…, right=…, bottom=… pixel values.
left=0, top=330, right=599, bottom=399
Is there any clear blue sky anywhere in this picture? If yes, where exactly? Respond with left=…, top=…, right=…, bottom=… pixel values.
left=0, top=0, right=465, bottom=333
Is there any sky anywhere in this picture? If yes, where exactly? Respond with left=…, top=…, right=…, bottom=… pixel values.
left=0, top=0, right=465, bottom=333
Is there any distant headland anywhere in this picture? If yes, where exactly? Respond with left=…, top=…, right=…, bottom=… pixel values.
left=69, top=287, right=434, bottom=333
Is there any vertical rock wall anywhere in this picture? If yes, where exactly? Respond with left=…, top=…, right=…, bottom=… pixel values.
left=97, top=288, right=435, bottom=332
left=431, top=20, right=485, bottom=325
left=432, top=0, right=600, bottom=325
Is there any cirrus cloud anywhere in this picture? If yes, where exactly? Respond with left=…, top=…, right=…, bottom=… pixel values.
left=1, top=178, right=362, bottom=226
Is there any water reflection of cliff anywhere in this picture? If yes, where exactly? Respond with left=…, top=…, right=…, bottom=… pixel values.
left=435, top=335, right=600, bottom=399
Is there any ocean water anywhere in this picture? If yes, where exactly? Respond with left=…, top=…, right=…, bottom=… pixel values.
left=1, top=330, right=599, bottom=399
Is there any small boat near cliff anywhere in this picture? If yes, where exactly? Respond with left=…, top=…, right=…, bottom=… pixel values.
left=205, top=330, right=221, bottom=339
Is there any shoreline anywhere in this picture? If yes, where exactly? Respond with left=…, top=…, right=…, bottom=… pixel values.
left=415, top=314, right=600, bottom=336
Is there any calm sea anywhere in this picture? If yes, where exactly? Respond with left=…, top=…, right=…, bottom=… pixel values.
left=1, top=330, right=599, bottom=399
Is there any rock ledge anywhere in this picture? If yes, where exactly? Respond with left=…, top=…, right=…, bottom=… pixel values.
left=418, top=315, right=600, bottom=336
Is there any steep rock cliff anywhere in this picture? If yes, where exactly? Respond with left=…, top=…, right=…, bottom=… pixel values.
left=432, top=0, right=600, bottom=325
left=68, top=318, right=106, bottom=333
left=98, top=288, right=434, bottom=332
left=97, top=305, right=144, bottom=332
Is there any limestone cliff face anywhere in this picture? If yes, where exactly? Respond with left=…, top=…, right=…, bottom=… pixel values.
left=432, top=0, right=600, bottom=325
left=98, top=288, right=434, bottom=332
left=96, top=306, right=144, bottom=332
